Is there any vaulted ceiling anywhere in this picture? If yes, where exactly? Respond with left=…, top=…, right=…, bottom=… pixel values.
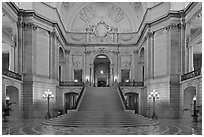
left=57, top=2, right=149, bottom=32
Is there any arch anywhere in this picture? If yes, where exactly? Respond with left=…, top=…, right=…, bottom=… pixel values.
left=5, top=86, right=20, bottom=120
left=182, top=86, right=196, bottom=120
left=64, top=92, right=78, bottom=112
left=92, top=52, right=113, bottom=65
left=59, top=47, right=65, bottom=81
left=140, top=47, right=144, bottom=58
left=93, top=54, right=111, bottom=87
left=66, top=2, right=135, bottom=32
left=59, top=47, right=65, bottom=63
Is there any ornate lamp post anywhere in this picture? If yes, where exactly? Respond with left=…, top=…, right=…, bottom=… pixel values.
left=149, top=90, right=159, bottom=119
left=43, top=89, right=54, bottom=119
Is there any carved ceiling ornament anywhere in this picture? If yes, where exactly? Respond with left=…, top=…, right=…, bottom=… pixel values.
left=72, top=55, right=83, bottom=69
left=86, top=20, right=118, bottom=42
left=72, top=3, right=132, bottom=33
left=121, top=55, right=131, bottom=69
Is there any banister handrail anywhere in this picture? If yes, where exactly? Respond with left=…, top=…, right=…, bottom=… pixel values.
left=59, top=81, right=84, bottom=86
left=2, top=68, right=22, bottom=81
left=119, top=81, right=144, bottom=87
left=181, top=68, right=201, bottom=81
left=75, top=85, right=85, bottom=110
left=118, top=86, right=127, bottom=109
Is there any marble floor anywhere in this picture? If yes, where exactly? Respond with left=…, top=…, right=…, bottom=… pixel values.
left=2, top=118, right=202, bottom=135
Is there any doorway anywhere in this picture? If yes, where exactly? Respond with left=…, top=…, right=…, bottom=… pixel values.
left=93, top=54, right=110, bottom=87
left=183, top=86, right=196, bottom=120
left=6, top=86, right=19, bottom=120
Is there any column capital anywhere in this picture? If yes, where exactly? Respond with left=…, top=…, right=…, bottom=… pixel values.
left=165, top=23, right=181, bottom=31
left=84, top=50, right=91, bottom=55
left=146, top=31, right=154, bottom=38
left=23, top=22, right=38, bottom=30
left=112, top=50, right=120, bottom=54
left=133, top=50, right=139, bottom=54
left=48, top=31, right=57, bottom=38
left=65, top=50, right=70, bottom=54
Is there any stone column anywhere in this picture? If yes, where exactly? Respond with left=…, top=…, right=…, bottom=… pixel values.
left=185, top=22, right=191, bottom=72
left=65, top=50, right=70, bottom=81
left=146, top=32, right=152, bottom=80
left=188, top=46, right=194, bottom=71
left=89, top=64, right=94, bottom=86
left=133, top=50, right=137, bottom=80
left=180, top=22, right=186, bottom=74
left=22, top=22, right=37, bottom=118
left=110, top=64, right=114, bottom=86
left=17, top=14, right=24, bottom=74
left=149, top=32, right=155, bottom=79
left=48, top=31, right=56, bottom=79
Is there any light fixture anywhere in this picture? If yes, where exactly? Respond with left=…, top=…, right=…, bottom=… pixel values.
left=125, top=79, right=129, bottom=82
left=74, top=79, right=78, bottom=82
left=193, top=96, right=196, bottom=101
left=43, top=89, right=54, bottom=119
left=6, top=96, right=10, bottom=101
left=100, top=70, right=103, bottom=74
left=86, top=76, right=89, bottom=81
left=97, top=55, right=107, bottom=59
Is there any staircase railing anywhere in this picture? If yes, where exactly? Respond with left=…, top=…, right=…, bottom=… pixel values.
left=74, top=85, right=86, bottom=110
left=2, top=68, right=22, bottom=81
left=118, top=86, right=127, bottom=110
left=181, top=68, right=201, bottom=81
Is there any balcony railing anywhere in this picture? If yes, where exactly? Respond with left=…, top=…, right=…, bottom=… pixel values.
left=2, top=68, right=22, bottom=81
left=59, top=81, right=84, bottom=86
left=181, top=68, right=202, bottom=81
left=119, top=81, right=144, bottom=87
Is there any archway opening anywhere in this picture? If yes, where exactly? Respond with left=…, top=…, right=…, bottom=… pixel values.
left=6, top=86, right=19, bottom=120
left=64, top=92, right=79, bottom=113
left=125, top=92, right=139, bottom=114
left=183, top=86, right=196, bottom=120
left=93, top=54, right=110, bottom=87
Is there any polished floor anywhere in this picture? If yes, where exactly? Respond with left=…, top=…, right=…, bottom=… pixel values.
left=2, top=87, right=202, bottom=135
left=2, top=118, right=202, bottom=135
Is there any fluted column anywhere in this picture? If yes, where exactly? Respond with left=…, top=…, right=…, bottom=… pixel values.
left=89, top=64, right=93, bottom=86
left=110, top=64, right=114, bottom=86
left=65, top=50, right=70, bottom=81
left=17, top=13, right=24, bottom=74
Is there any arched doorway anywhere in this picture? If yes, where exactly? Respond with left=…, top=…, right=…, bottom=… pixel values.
left=5, top=86, right=19, bottom=120
left=64, top=92, right=79, bottom=113
left=125, top=92, right=139, bottom=114
left=183, top=86, right=196, bottom=120
left=93, top=54, right=110, bottom=87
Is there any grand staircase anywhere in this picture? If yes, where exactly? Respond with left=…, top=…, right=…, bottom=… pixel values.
left=44, top=87, right=157, bottom=127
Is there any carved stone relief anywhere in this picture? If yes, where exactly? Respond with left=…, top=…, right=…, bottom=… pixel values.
left=121, top=55, right=131, bottom=69
left=72, top=55, right=83, bottom=69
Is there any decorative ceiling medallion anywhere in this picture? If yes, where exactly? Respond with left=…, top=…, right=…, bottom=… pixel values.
left=95, top=21, right=109, bottom=38
left=86, top=20, right=118, bottom=42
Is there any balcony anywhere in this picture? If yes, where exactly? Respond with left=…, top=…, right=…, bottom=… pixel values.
left=59, top=81, right=84, bottom=87
left=119, top=81, right=144, bottom=87
left=2, top=68, right=22, bottom=81
left=181, top=68, right=201, bottom=81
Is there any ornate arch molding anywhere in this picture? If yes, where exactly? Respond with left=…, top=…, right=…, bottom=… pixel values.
left=92, top=52, right=113, bottom=65
left=2, top=77, right=22, bottom=91
left=181, top=78, right=201, bottom=92
left=68, top=3, right=134, bottom=32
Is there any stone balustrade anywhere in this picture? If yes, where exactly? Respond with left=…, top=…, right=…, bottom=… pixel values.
left=2, top=68, right=22, bottom=81
left=181, top=68, right=201, bottom=81
left=59, top=81, right=84, bottom=86
left=119, top=81, right=144, bottom=87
